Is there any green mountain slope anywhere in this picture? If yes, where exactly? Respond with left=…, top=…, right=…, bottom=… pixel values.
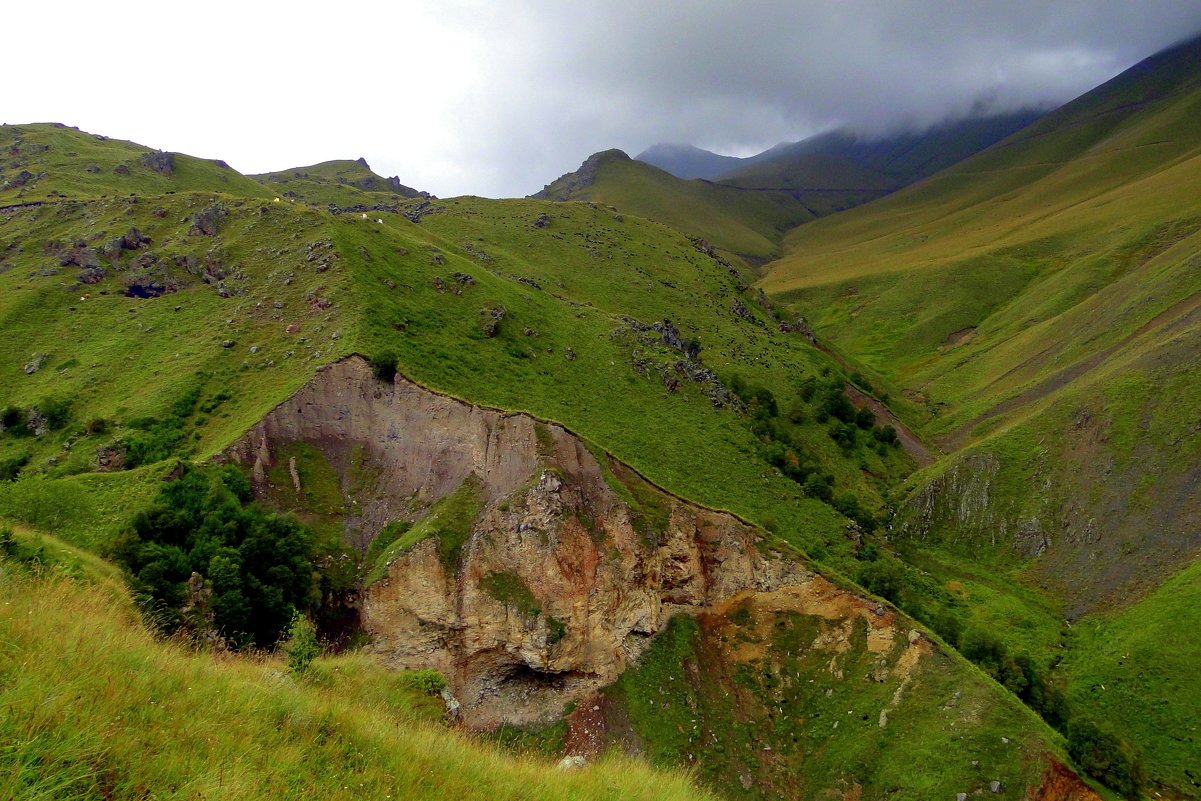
left=760, top=33, right=1201, bottom=796
left=253, top=158, right=427, bottom=209
left=0, top=126, right=1095, bottom=799
left=1, top=123, right=272, bottom=202
left=532, top=149, right=813, bottom=263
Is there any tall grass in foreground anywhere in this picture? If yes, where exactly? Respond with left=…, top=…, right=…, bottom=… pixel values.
left=0, top=564, right=712, bottom=801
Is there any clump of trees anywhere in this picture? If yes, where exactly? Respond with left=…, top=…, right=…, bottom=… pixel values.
left=110, top=464, right=338, bottom=649
left=725, top=372, right=900, bottom=532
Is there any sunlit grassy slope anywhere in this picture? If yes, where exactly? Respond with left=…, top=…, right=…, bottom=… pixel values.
left=0, top=560, right=714, bottom=801
left=533, top=149, right=814, bottom=262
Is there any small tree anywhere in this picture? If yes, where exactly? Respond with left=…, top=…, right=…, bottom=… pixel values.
left=285, top=611, right=321, bottom=676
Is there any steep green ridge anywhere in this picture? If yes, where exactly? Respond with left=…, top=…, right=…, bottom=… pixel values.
left=759, top=33, right=1201, bottom=796
left=532, top=149, right=813, bottom=263
left=253, top=158, right=426, bottom=208
left=0, top=556, right=713, bottom=801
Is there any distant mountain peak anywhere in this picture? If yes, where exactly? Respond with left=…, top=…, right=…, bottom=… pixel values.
left=634, top=143, right=742, bottom=181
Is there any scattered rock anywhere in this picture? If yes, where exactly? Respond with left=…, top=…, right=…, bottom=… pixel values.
left=990, top=780, right=1001, bottom=793
left=96, top=443, right=126, bottom=472
left=440, top=686, right=461, bottom=722
left=140, top=150, right=175, bottom=175
left=286, top=323, right=301, bottom=334
left=432, top=276, right=447, bottom=293
left=85, top=164, right=101, bottom=174
left=114, top=164, right=130, bottom=175
left=123, top=228, right=151, bottom=250
left=534, top=213, right=551, bottom=228
left=557, top=755, right=586, bottom=771
left=221, top=339, right=235, bottom=349
left=732, top=300, right=752, bottom=319
left=564, top=346, right=576, bottom=361
left=23, top=353, right=48, bottom=374
left=189, top=206, right=227, bottom=237
left=79, top=267, right=106, bottom=285
left=480, top=305, right=506, bottom=338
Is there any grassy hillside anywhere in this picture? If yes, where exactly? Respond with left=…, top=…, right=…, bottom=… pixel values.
left=0, top=125, right=1105, bottom=799
left=1, top=123, right=272, bottom=202
left=0, top=552, right=712, bottom=801
left=253, top=158, right=426, bottom=209
left=532, top=150, right=813, bottom=263
left=758, top=34, right=1201, bottom=796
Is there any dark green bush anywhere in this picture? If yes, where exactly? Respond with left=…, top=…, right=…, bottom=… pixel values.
left=122, top=386, right=203, bottom=468
left=37, top=397, right=72, bottom=431
left=1067, top=718, right=1144, bottom=800
left=857, top=557, right=905, bottom=603
left=0, top=452, right=30, bottom=481
left=873, top=425, right=899, bottom=445
left=370, top=351, right=398, bottom=382
left=854, top=406, right=876, bottom=430
left=111, top=465, right=318, bottom=648
left=1, top=406, right=31, bottom=437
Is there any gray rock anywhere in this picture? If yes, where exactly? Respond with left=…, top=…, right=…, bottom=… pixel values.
left=140, top=150, right=175, bottom=175
left=23, top=353, right=48, bottom=374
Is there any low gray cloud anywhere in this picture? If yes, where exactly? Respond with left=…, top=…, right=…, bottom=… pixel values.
left=426, top=0, right=1201, bottom=196
left=8, top=1, right=1201, bottom=198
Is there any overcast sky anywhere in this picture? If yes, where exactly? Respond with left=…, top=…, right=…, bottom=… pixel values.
left=7, top=1, right=1201, bottom=198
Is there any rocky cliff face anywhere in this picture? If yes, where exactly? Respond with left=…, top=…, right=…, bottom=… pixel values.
left=227, top=357, right=808, bottom=726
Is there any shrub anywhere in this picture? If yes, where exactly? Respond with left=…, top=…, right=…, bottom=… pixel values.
left=111, top=465, right=318, bottom=647
left=84, top=417, right=109, bottom=436
left=37, top=397, right=73, bottom=431
left=858, top=557, right=905, bottom=603
left=0, top=452, right=30, bottom=481
left=821, top=386, right=856, bottom=423
left=370, top=350, right=398, bottom=382
left=1, top=406, right=31, bottom=437
left=285, top=612, right=322, bottom=676
left=854, top=406, right=875, bottom=430
left=401, top=669, right=448, bottom=695
left=873, top=425, right=899, bottom=445
left=1067, top=719, right=1144, bottom=800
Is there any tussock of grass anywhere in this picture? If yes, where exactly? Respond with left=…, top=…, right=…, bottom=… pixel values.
left=0, top=565, right=714, bottom=801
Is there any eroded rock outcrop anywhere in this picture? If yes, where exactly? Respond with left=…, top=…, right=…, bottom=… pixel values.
left=225, top=357, right=808, bottom=726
